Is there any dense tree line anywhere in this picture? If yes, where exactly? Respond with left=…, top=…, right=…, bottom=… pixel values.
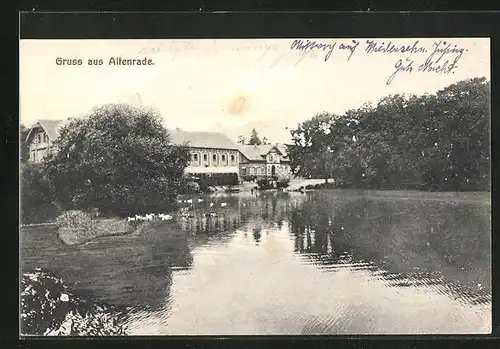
left=21, top=104, right=190, bottom=223
left=288, top=77, right=490, bottom=191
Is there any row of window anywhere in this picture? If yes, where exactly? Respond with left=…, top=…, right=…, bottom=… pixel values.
left=191, top=152, right=237, bottom=167
left=245, top=167, right=265, bottom=175
left=36, top=132, right=49, bottom=144
left=30, top=149, right=46, bottom=163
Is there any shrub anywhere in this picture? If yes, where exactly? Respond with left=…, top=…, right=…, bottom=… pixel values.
left=305, top=182, right=336, bottom=190
left=241, top=175, right=257, bottom=182
left=257, top=179, right=279, bottom=190
left=21, top=269, right=128, bottom=336
left=55, top=210, right=92, bottom=230
left=180, top=180, right=200, bottom=194
left=277, top=178, right=290, bottom=189
left=256, top=179, right=270, bottom=190
left=20, top=163, right=61, bottom=224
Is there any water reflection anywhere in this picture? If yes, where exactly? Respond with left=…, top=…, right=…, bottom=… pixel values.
left=288, top=191, right=491, bottom=306
left=21, top=222, right=193, bottom=312
left=21, top=190, right=491, bottom=335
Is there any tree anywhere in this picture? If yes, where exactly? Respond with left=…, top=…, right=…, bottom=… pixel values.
left=288, top=112, right=337, bottom=182
left=43, top=103, right=191, bottom=216
left=20, top=163, right=59, bottom=223
left=237, top=135, right=245, bottom=145
left=288, top=77, right=490, bottom=191
left=20, top=124, right=30, bottom=163
left=262, top=137, right=269, bottom=145
left=248, top=128, right=262, bottom=145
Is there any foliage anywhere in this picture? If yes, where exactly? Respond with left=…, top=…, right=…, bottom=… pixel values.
left=277, top=178, right=290, bottom=189
left=256, top=178, right=289, bottom=190
left=288, top=77, right=490, bottom=191
left=181, top=180, right=201, bottom=194
left=20, top=163, right=61, bottom=224
left=241, top=175, right=258, bottom=182
left=21, top=269, right=128, bottom=336
left=305, top=182, right=336, bottom=190
left=237, top=135, right=245, bottom=145
left=248, top=128, right=262, bottom=145
left=287, top=112, right=338, bottom=182
left=55, top=210, right=92, bottom=229
left=43, top=104, right=190, bottom=216
left=20, top=124, right=30, bottom=163
left=256, top=179, right=273, bottom=190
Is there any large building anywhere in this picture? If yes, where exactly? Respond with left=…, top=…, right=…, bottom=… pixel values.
left=24, top=120, right=261, bottom=186
left=238, top=144, right=292, bottom=180
left=168, top=129, right=241, bottom=185
left=25, top=120, right=63, bottom=164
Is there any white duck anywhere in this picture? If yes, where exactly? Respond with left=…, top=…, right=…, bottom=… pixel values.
left=160, top=214, right=173, bottom=221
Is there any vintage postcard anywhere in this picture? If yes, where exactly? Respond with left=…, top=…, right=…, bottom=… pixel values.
left=19, top=38, right=491, bottom=336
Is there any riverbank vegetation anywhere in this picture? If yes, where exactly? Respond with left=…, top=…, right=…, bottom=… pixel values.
left=20, top=104, right=191, bottom=224
left=21, top=269, right=129, bottom=335
left=256, top=178, right=290, bottom=190
left=287, top=77, right=490, bottom=191
left=20, top=163, right=61, bottom=224
left=54, top=210, right=135, bottom=245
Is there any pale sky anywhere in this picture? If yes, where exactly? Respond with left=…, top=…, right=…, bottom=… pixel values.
left=19, top=38, right=490, bottom=143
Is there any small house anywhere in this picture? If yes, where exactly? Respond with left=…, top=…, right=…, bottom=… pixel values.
left=238, top=144, right=291, bottom=180
left=25, top=120, right=63, bottom=163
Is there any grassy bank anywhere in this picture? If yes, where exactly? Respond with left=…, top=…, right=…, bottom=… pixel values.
left=53, top=210, right=143, bottom=245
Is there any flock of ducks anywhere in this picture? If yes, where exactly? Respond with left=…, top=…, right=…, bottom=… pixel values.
left=127, top=213, right=173, bottom=222
left=126, top=199, right=228, bottom=223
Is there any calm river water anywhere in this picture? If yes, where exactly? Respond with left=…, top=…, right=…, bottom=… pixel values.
left=21, top=190, right=491, bottom=335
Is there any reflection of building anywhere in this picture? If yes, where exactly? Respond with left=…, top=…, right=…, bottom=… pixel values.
left=25, top=120, right=63, bottom=163
left=237, top=144, right=292, bottom=179
left=168, top=129, right=241, bottom=185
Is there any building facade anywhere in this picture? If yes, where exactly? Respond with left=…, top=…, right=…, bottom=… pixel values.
left=25, top=120, right=63, bottom=164
left=238, top=144, right=292, bottom=180
left=168, top=129, right=241, bottom=185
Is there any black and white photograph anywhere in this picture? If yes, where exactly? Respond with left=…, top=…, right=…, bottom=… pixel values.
left=19, top=37, right=491, bottom=336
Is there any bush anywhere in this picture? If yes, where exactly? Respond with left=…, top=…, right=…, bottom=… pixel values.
left=21, top=269, right=128, bottom=336
left=305, top=182, right=336, bottom=190
left=241, top=175, right=257, bottom=182
left=256, top=179, right=272, bottom=190
left=180, top=180, right=200, bottom=194
left=20, top=163, right=61, bottom=224
left=277, top=178, right=290, bottom=189
left=55, top=211, right=133, bottom=245
left=55, top=210, right=92, bottom=230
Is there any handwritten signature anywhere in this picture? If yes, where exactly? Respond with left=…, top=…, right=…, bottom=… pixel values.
left=386, top=40, right=466, bottom=85
left=289, top=38, right=468, bottom=85
left=290, top=39, right=360, bottom=64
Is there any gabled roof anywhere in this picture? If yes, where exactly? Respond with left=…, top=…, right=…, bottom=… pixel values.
left=237, top=144, right=271, bottom=161
left=237, top=144, right=290, bottom=162
left=168, top=129, right=239, bottom=150
left=25, top=119, right=63, bottom=143
left=275, top=144, right=289, bottom=158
